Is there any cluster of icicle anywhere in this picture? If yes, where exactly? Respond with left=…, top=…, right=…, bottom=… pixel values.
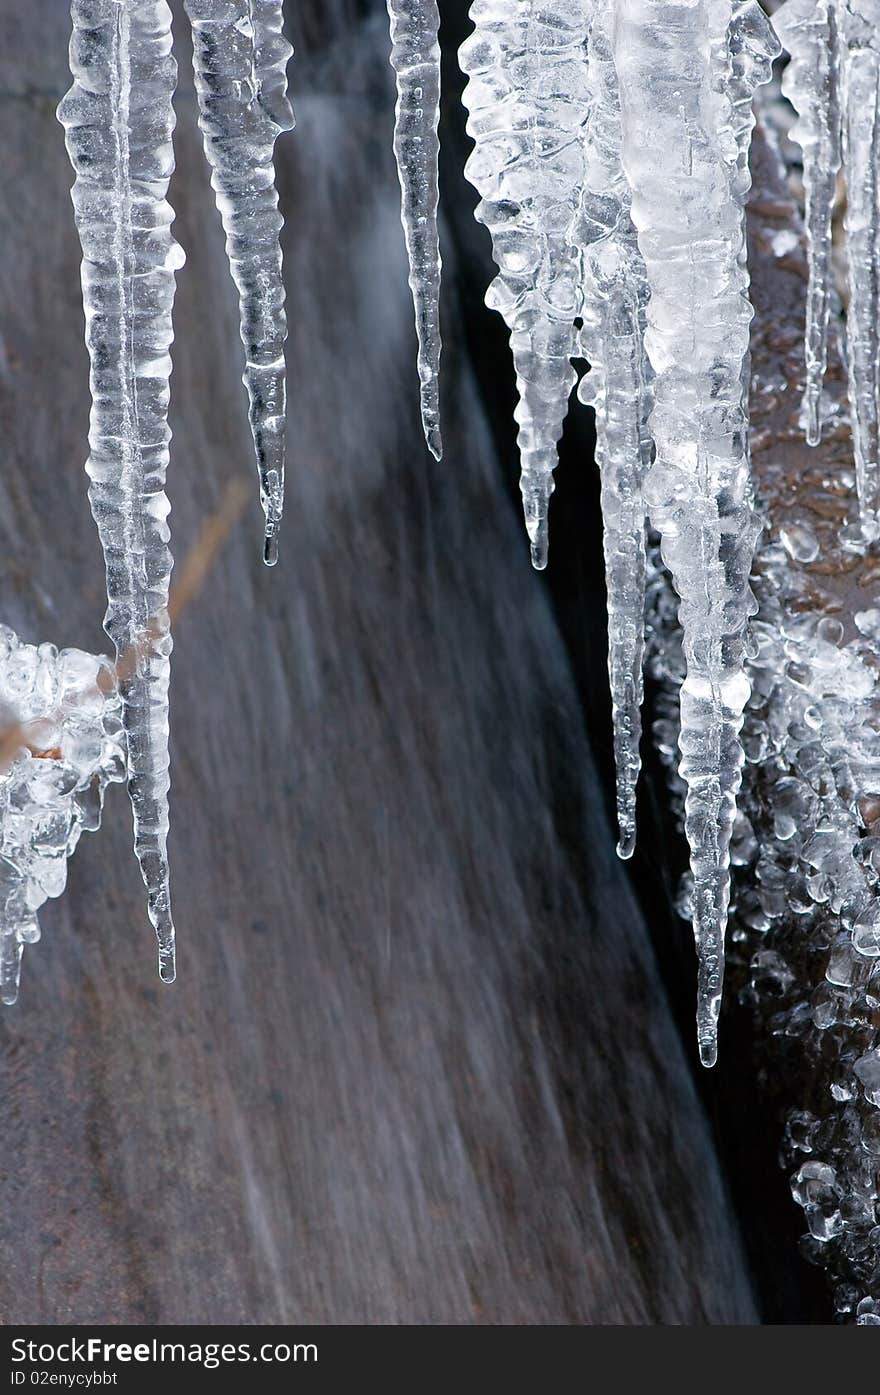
left=774, top=0, right=880, bottom=538
left=455, top=0, right=778, bottom=1066
left=0, top=628, right=125, bottom=1005
left=47, top=0, right=784, bottom=1060
left=54, top=0, right=293, bottom=988
left=40, top=1, right=878, bottom=1070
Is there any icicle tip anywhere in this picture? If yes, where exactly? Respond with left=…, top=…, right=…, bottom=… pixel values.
left=158, top=944, right=176, bottom=985
left=263, top=528, right=280, bottom=568
left=805, top=390, right=822, bottom=448
left=527, top=513, right=550, bottom=570
left=616, top=827, right=636, bottom=861
left=424, top=420, right=443, bottom=462
left=696, top=972, right=722, bottom=1068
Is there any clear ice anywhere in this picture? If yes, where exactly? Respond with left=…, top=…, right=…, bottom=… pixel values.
left=387, top=0, right=444, bottom=461
left=838, top=1, right=880, bottom=537
left=649, top=112, right=880, bottom=1317
left=773, top=0, right=842, bottom=449
left=10, top=0, right=878, bottom=1325
left=572, top=1, right=652, bottom=860
left=776, top=0, right=880, bottom=537
left=459, top=1, right=590, bottom=569
left=185, top=1, right=294, bottom=566
left=58, top=0, right=184, bottom=985
left=0, top=628, right=124, bottom=1005
left=613, top=0, right=778, bottom=1066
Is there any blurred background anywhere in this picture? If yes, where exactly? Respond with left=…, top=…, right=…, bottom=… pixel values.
left=0, top=0, right=826, bottom=1322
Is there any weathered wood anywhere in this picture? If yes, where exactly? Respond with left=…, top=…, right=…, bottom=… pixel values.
left=0, top=0, right=758, bottom=1323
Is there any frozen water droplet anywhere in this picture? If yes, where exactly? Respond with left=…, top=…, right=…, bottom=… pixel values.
left=855, top=607, right=880, bottom=642
left=780, top=522, right=821, bottom=563
left=854, top=1049, right=880, bottom=1107
left=852, top=902, right=880, bottom=957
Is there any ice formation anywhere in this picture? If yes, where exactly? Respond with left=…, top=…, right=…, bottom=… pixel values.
left=58, top=0, right=184, bottom=985
left=460, top=1, right=589, bottom=569
left=184, top=1, right=295, bottom=565
left=572, top=2, right=652, bottom=859
left=387, top=1, right=444, bottom=460
left=41, top=0, right=792, bottom=1060
left=775, top=0, right=880, bottom=537
left=457, top=3, right=780, bottom=1055
left=613, top=0, right=778, bottom=1066
left=838, top=2, right=880, bottom=538
left=773, top=0, right=841, bottom=449
left=52, top=0, right=294, bottom=991
left=0, top=629, right=124, bottom=1006
left=649, top=121, right=880, bottom=1320
left=5, top=0, right=880, bottom=1324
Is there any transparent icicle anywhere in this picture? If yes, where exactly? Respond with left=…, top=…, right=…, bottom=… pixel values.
left=572, top=3, right=652, bottom=859
left=613, top=0, right=778, bottom=1065
left=0, top=630, right=125, bottom=1005
left=459, top=2, right=590, bottom=569
left=58, top=0, right=184, bottom=984
left=184, top=1, right=294, bottom=565
left=773, top=0, right=842, bottom=448
left=387, top=1, right=444, bottom=460
left=838, top=2, right=880, bottom=536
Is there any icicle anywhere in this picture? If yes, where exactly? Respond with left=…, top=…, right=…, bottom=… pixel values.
left=387, top=1, right=444, bottom=461
left=838, top=3, right=880, bottom=537
left=58, top=0, right=184, bottom=984
left=459, top=2, right=590, bottom=569
left=184, top=1, right=294, bottom=566
left=571, top=3, right=652, bottom=860
left=774, top=0, right=842, bottom=450
left=0, top=629, right=125, bottom=1005
left=613, top=0, right=778, bottom=1065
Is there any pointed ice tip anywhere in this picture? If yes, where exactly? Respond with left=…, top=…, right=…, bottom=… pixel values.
left=424, top=422, right=443, bottom=461
left=263, top=529, right=279, bottom=568
left=616, top=828, right=636, bottom=861
left=1, top=987, right=18, bottom=1008
left=529, top=525, right=549, bottom=571
left=698, top=1036, right=718, bottom=1069
left=805, top=392, right=821, bottom=447
left=158, top=945, right=176, bottom=985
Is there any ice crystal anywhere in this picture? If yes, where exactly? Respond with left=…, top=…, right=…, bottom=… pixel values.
left=184, top=1, right=295, bottom=564
left=460, top=1, right=589, bottom=569
left=0, top=628, right=124, bottom=1005
left=387, top=0, right=444, bottom=460
left=58, top=0, right=183, bottom=984
left=613, top=0, right=778, bottom=1065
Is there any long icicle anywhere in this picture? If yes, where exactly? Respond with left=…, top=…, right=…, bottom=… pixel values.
left=838, top=4, right=880, bottom=537
left=459, top=1, right=589, bottom=569
left=387, top=1, right=444, bottom=461
left=184, top=1, right=294, bottom=565
left=773, top=0, right=842, bottom=448
left=573, top=1, right=652, bottom=860
left=613, top=0, right=778, bottom=1065
left=58, top=0, right=184, bottom=984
